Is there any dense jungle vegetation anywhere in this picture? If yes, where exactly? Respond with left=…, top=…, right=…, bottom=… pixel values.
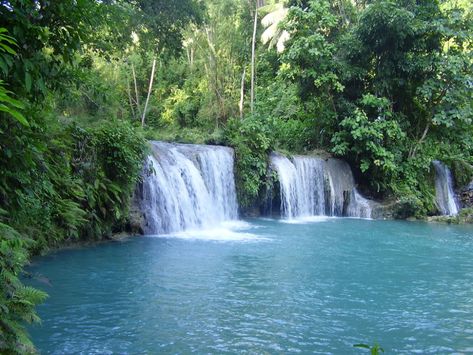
left=0, top=0, right=471, bottom=352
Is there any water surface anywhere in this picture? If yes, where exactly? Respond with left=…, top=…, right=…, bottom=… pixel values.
left=27, top=219, right=473, bottom=354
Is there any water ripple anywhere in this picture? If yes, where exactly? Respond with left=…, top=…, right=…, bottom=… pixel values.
left=26, top=218, right=473, bottom=354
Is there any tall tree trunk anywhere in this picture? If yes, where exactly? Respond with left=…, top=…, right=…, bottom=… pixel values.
left=141, top=58, right=157, bottom=127
left=250, top=5, right=258, bottom=114
left=126, top=78, right=136, bottom=119
left=131, top=63, right=141, bottom=117
left=205, top=26, right=225, bottom=126
left=239, top=67, right=246, bottom=119
left=409, top=121, right=430, bottom=159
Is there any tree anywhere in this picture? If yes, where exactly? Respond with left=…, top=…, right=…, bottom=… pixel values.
left=251, top=2, right=258, bottom=113
left=0, top=0, right=110, bottom=97
left=132, top=0, right=204, bottom=55
left=0, top=28, right=47, bottom=354
left=261, top=2, right=290, bottom=53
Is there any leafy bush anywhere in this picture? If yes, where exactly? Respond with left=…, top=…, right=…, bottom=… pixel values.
left=255, top=80, right=316, bottom=153
left=70, top=121, right=147, bottom=239
left=451, top=160, right=473, bottom=188
left=94, top=121, right=146, bottom=185
left=162, top=87, right=200, bottom=127
left=0, top=218, right=47, bottom=354
left=224, top=115, right=275, bottom=209
left=332, top=94, right=405, bottom=193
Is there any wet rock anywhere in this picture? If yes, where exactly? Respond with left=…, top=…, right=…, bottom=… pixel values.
left=127, top=190, right=145, bottom=235
left=458, top=181, right=473, bottom=208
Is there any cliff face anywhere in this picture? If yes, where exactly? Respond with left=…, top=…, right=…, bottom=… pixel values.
left=459, top=182, right=473, bottom=208
left=128, top=189, right=145, bottom=235
left=452, top=161, right=473, bottom=209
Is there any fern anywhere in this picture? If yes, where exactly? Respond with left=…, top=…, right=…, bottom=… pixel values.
left=0, top=221, right=47, bottom=354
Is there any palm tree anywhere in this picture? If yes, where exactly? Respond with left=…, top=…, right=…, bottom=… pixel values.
left=249, top=1, right=289, bottom=114
left=260, top=2, right=290, bottom=53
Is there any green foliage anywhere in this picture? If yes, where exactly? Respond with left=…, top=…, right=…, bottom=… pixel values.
left=162, top=87, right=200, bottom=127
left=134, top=0, right=204, bottom=55
left=68, top=122, right=146, bottom=240
left=281, top=0, right=341, bottom=88
left=54, top=54, right=129, bottom=120
left=0, top=79, right=28, bottom=126
left=354, top=342, right=384, bottom=354
left=224, top=115, right=275, bottom=208
left=0, top=30, right=27, bottom=126
left=427, top=208, right=473, bottom=224
left=154, top=0, right=471, bottom=217
left=0, top=218, right=47, bottom=354
left=1, top=1, right=112, bottom=98
left=94, top=122, right=146, bottom=184
left=417, top=54, right=472, bottom=128
left=331, top=94, right=405, bottom=191
left=452, top=160, right=473, bottom=188
left=0, top=0, right=472, bottom=350
left=280, top=0, right=343, bottom=101
left=255, top=79, right=315, bottom=152
left=145, top=126, right=224, bottom=145
left=270, top=0, right=472, bottom=211
left=0, top=1, right=241, bottom=352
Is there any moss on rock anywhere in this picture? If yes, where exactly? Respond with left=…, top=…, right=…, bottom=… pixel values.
left=426, top=208, right=473, bottom=224
left=452, top=160, right=473, bottom=189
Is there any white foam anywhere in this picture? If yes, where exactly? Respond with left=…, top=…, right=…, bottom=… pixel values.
left=219, top=220, right=254, bottom=230
left=147, top=220, right=269, bottom=242
left=279, top=216, right=335, bottom=224
left=344, top=216, right=373, bottom=221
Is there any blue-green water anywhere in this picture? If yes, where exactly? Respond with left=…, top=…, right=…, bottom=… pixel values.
left=27, top=218, right=473, bottom=354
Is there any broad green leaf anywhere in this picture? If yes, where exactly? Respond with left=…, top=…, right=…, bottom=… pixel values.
left=25, top=72, right=32, bottom=92
left=0, top=57, right=8, bottom=75
left=0, top=43, right=16, bottom=54
left=0, top=104, right=29, bottom=126
left=354, top=344, right=371, bottom=349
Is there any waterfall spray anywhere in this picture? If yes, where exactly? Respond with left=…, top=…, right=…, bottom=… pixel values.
left=433, top=160, right=459, bottom=216
left=138, top=142, right=238, bottom=234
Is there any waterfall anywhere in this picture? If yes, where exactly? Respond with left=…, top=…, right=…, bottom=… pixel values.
left=138, top=141, right=238, bottom=234
left=270, top=154, right=325, bottom=218
left=432, top=160, right=459, bottom=216
left=346, top=189, right=372, bottom=219
left=324, top=159, right=357, bottom=216
left=270, top=153, right=374, bottom=219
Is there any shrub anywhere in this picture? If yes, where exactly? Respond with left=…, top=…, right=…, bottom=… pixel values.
left=0, top=218, right=47, bottom=354
left=224, top=115, right=275, bottom=209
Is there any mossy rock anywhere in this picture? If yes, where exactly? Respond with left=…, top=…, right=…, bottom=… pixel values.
left=426, top=208, right=473, bottom=224
left=452, top=160, right=473, bottom=189
left=393, top=196, right=424, bottom=219
left=456, top=208, right=473, bottom=223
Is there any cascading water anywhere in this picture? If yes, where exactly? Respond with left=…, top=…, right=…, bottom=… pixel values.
left=270, top=154, right=325, bottom=218
left=432, top=160, right=459, bottom=216
left=137, top=141, right=238, bottom=234
left=324, top=159, right=357, bottom=216
left=270, top=153, right=374, bottom=219
left=346, top=189, right=372, bottom=219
